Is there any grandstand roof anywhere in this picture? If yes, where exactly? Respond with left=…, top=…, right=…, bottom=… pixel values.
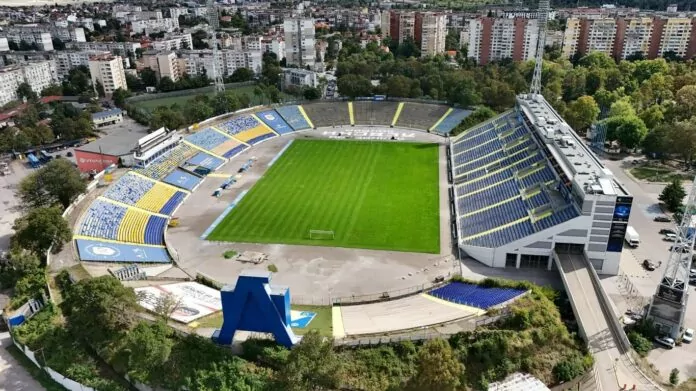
left=77, top=126, right=150, bottom=157
left=91, top=108, right=123, bottom=121
left=517, top=94, right=629, bottom=197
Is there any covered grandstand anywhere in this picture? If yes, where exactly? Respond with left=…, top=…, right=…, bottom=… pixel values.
left=450, top=94, right=631, bottom=275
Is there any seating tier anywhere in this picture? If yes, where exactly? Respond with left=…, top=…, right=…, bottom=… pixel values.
left=432, top=108, right=472, bottom=134
left=276, top=105, right=312, bottom=130
left=428, top=282, right=525, bottom=309
left=257, top=110, right=294, bottom=134
left=217, top=115, right=260, bottom=136
left=352, top=101, right=399, bottom=126
left=395, top=103, right=448, bottom=130
left=302, top=102, right=350, bottom=127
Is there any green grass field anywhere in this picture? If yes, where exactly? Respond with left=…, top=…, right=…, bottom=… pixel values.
left=137, top=85, right=293, bottom=111
left=207, top=139, right=440, bottom=253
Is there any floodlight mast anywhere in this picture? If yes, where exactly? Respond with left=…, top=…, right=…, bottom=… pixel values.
left=207, top=0, right=225, bottom=93
left=530, top=0, right=550, bottom=96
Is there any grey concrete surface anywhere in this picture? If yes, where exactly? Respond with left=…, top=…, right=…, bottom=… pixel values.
left=0, top=332, right=44, bottom=391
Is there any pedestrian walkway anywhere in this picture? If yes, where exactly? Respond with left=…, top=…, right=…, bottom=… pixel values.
left=0, top=332, right=45, bottom=391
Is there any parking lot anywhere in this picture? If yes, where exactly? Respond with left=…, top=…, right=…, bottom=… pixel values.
left=601, top=157, right=696, bottom=380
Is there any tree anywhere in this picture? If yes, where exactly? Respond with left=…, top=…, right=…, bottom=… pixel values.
left=12, top=207, right=72, bottom=254
left=41, top=84, right=63, bottom=97
left=608, top=98, right=636, bottom=118
left=141, top=68, right=158, bottom=87
left=17, top=159, right=87, bottom=209
left=628, top=331, right=652, bottom=356
left=212, top=92, right=241, bottom=116
left=670, top=368, right=680, bottom=386
left=667, top=117, right=696, bottom=164
left=452, top=106, right=496, bottom=136
left=639, top=104, right=664, bottom=130
left=386, top=75, right=413, bottom=97
left=612, top=115, right=647, bottom=150
left=150, top=106, right=185, bottom=131
left=184, top=101, right=214, bottom=124
left=16, top=83, right=38, bottom=102
left=481, top=80, right=515, bottom=112
left=337, top=74, right=372, bottom=99
left=62, top=276, right=138, bottom=347
left=552, top=355, right=587, bottom=382
left=277, top=331, right=342, bottom=391
left=158, top=76, right=176, bottom=92
left=126, top=73, right=145, bottom=91
left=123, top=321, right=174, bottom=383
left=642, top=125, right=669, bottom=157
left=152, top=292, right=182, bottom=320
left=112, top=88, right=132, bottom=108
left=229, top=67, right=254, bottom=82
left=659, top=179, right=687, bottom=212
left=52, top=37, right=66, bottom=50
left=303, top=87, right=321, bottom=100
left=565, top=95, right=600, bottom=133
left=675, top=85, right=696, bottom=120
left=0, top=250, right=41, bottom=289
left=406, top=338, right=462, bottom=391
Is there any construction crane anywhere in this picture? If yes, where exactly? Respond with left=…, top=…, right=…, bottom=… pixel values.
left=206, top=0, right=225, bottom=93
left=647, top=178, right=695, bottom=338
left=530, top=0, right=550, bottom=96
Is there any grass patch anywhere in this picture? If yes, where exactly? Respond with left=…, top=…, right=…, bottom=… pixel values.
left=137, top=86, right=293, bottom=112
left=630, top=166, right=691, bottom=182
left=267, top=264, right=278, bottom=273
left=6, top=345, right=67, bottom=391
left=207, top=139, right=440, bottom=253
left=222, top=250, right=238, bottom=259
left=193, top=305, right=333, bottom=337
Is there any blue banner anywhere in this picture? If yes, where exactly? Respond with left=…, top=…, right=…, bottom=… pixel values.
left=164, top=169, right=202, bottom=191
left=76, top=239, right=171, bottom=263
left=257, top=110, right=294, bottom=135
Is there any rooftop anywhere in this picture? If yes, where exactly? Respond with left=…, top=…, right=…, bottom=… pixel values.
left=517, top=93, right=629, bottom=197
left=77, top=124, right=149, bottom=157
left=91, top=108, right=123, bottom=121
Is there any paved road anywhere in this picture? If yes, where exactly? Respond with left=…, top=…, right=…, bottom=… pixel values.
left=0, top=332, right=44, bottom=391
left=557, top=252, right=659, bottom=390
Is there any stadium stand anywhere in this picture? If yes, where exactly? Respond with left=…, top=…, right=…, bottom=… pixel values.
left=276, top=105, right=312, bottom=131
left=163, top=168, right=202, bottom=191
left=302, top=102, right=350, bottom=127
left=102, top=173, right=186, bottom=215
left=428, top=282, right=525, bottom=309
left=216, top=115, right=260, bottom=136
left=451, top=110, right=581, bottom=248
left=352, top=101, right=399, bottom=126
left=256, top=110, right=294, bottom=135
left=78, top=199, right=167, bottom=245
left=186, top=151, right=226, bottom=171
left=430, top=108, right=473, bottom=134
left=185, top=128, right=231, bottom=152
left=395, top=103, right=449, bottom=130
left=136, top=143, right=197, bottom=180
left=233, top=125, right=277, bottom=145
left=75, top=238, right=171, bottom=263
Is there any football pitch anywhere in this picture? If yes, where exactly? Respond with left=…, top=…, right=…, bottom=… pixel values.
left=207, top=139, right=441, bottom=253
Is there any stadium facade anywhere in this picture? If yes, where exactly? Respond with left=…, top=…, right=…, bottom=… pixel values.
left=450, top=94, right=631, bottom=275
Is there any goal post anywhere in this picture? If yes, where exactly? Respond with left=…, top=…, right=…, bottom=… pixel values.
left=309, top=229, right=335, bottom=240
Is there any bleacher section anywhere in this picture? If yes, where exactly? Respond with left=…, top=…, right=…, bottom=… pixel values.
left=395, top=103, right=449, bottom=130
left=428, top=282, right=525, bottom=309
left=233, top=125, right=277, bottom=145
left=163, top=168, right=202, bottom=191
left=103, top=173, right=186, bottom=215
left=452, top=111, right=581, bottom=248
left=136, top=143, right=196, bottom=180
left=256, top=110, right=294, bottom=135
left=352, top=101, right=399, bottom=126
left=276, top=105, right=312, bottom=130
left=78, top=199, right=167, bottom=245
left=431, top=109, right=472, bottom=134
left=302, top=102, right=350, bottom=127
left=184, top=127, right=245, bottom=158
left=186, top=152, right=226, bottom=171
left=216, top=115, right=260, bottom=136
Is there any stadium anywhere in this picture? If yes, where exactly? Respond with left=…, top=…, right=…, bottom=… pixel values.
left=66, top=94, right=633, bottom=339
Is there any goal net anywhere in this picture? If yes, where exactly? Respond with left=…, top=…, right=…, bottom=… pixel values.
left=309, top=230, right=335, bottom=240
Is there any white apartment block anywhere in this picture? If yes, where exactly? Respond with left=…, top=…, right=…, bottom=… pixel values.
left=586, top=18, right=617, bottom=55
left=131, top=18, right=179, bottom=35
left=0, top=38, right=9, bottom=52
left=282, top=68, right=317, bottom=88
left=88, top=54, right=128, bottom=95
left=419, top=12, right=447, bottom=56
left=1, top=31, right=54, bottom=51
left=619, top=18, right=653, bottom=59
left=180, top=49, right=262, bottom=79
left=284, top=18, right=316, bottom=68
left=69, top=41, right=142, bottom=55
left=0, top=61, right=58, bottom=106
left=169, top=8, right=189, bottom=20
left=142, top=51, right=182, bottom=82
left=468, top=17, right=539, bottom=64
left=658, top=17, right=692, bottom=57
left=150, top=34, right=193, bottom=51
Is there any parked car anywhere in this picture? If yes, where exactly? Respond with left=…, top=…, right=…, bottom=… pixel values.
left=643, top=259, right=657, bottom=271
left=655, top=335, right=676, bottom=349
left=655, top=216, right=672, bottom=222
left=683, top=328, right=694, bottom=343
left=660, top=228, right=677, bottom=235
left=664, top=233, right=678, bottom=241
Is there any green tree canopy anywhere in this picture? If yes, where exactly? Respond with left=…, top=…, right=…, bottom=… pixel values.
left=565, top=95, right=600, bottom=133
left=277, top=331, right=342, bottom=391
left=12, top=206, right=72, bottom=254
left=406, top=338, right=462, bottom=391
left=607, top=115, right=647, bottom=149
left=659, top=178, right=687, bottom=212
left=337, top=74, right=372, bottom=99
left=17, top=158, right=86, bottom=209
left=123, top=321, right=174, bottom=383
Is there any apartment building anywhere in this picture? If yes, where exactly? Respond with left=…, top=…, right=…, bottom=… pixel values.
left=131, top=18, right=179, bottom=35
left=0, top=37, right=9, bottom=52
left=382, top=11, right=448, bottom=56
left=284, top=18, right=316, bottom=68
left=468, top=17, right=539, bottom=64
left=563, top=16, right=696, bottom=60
left=282, top=68, right=317, bottom=89
left=180, top=49, right=262, bottom=78
left=150, top=33, right=193, bottom=51
left=69, top=41, right=142, bottom=55
left=1, top=26, right=86, bottom=46
left=142, top=51, right=182, bottom=82
left=88, top=54, right=127, bottom=95
left=0, top=61, right=58, bottom=106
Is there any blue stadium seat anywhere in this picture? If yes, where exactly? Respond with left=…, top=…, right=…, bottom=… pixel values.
left=223, top=144, right=248, bottom=159
left=185, top=128, right=230, bottom=151
left=217, top=116, right=260, bottom=135
left=247, top=132, right=276, bottom=145
left=428, top=282, right=525, bottom=309
left=456, top=170, right=514, bottom=196
left=534, top=206, right=579, bottom=231
left=433, top=109, right=472, bottom=134
left=78, top=200, right=127, bottom=241
left=458, top=181, right=520, bottom=214
left=144, top=216, right=167, bottom=245
left=276, top=105, right=312, bottom=130
left=186, top=152, right=225, bottom=171
left=257, top=110, right=294, bottom=134
left=103, top=174, right=154, bottom=207
left=465, top=220, right=535, bottom=247
left=159, top=191, right=186, bottom=215
left=520, top=166, right=556, bottom=188
left=163, top=169, right=202, bottom=191
left=525, top=191, right=550, bottom=210
left=459, top=198, right=528, bottom=237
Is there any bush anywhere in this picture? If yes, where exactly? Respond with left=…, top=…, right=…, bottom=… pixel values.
left=195, top=273, right=223, bottom=290
left=552, top=355, right=586, bottom=383
left=628, top=331, right=652, bottom=356
left=222, top=250, right=237, bottom=259
left=267, top=264, right=278, bottom=273
left=670, top=368, right=680, bottom=385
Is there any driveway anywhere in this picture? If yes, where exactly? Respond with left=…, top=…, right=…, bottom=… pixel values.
left=0, top=332, right=44, bottom=391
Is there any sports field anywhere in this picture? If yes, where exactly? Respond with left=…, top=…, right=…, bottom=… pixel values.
left=207, top=139, right=440, bottom=253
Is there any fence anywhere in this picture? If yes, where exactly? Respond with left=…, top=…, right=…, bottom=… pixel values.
left=125, top=81, right=256, bottom=103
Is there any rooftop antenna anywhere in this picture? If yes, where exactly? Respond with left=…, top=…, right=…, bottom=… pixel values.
left=530, top=0, right=549, bottom=96
left=207, top=0, right=225, bottom=93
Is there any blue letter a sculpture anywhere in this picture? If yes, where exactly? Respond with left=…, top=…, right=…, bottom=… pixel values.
left=212, top=270, right=299, bottom=348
